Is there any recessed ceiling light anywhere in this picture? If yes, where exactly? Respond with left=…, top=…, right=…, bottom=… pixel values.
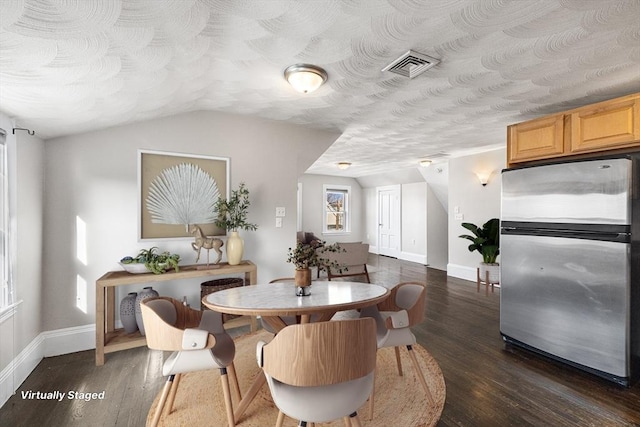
left=337, top=162, right=351, bottom=170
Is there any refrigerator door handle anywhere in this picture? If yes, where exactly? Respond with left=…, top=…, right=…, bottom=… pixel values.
left=501, top=227, right=630, bottom=243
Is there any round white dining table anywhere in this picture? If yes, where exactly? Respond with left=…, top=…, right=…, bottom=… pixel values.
left=201, top=280, right=390, bottom=423
left=203, top=280, right=389, bottom=327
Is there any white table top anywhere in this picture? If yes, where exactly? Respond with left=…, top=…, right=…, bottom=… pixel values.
left=202, top=281, right=389, bottom=317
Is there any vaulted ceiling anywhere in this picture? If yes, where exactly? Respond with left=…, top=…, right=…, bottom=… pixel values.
left=1, top=0, right=639, bottom=177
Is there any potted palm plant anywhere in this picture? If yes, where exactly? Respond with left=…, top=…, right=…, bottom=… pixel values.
left=214, top=182, right=258, bottom=265
left=459, top=218, right=500, bottom=283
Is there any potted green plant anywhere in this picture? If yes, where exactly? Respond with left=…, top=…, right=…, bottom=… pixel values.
left=120, top=247, right=180, bottom=274
left=286, top=241, right=344, bottom=296
left=459, top=218, right=500, bottom=283
left=213, top=182, right=258, bottom=265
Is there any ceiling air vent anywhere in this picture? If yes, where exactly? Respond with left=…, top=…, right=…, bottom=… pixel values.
left=382, top=50, right=440, bottom=79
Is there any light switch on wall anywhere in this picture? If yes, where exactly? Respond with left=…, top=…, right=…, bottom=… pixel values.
left=276, top=207, right=286, bottom=217
left=275, top=217, right=283, bottom=228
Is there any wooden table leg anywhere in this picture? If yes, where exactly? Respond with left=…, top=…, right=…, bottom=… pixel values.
left=263, top=316, right=288, bottom=332
left=246, top=269, right=258, bottom=332
left=95, top=284, right=106, bottom=366
left=233, top=371, right=266, bottom=422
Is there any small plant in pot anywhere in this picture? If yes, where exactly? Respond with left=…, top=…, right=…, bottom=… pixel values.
left=213, top=182, right=258, bottom=266
left=286, top=241, right=345, bottom=296
left=459, top=218, right=500, bottom=283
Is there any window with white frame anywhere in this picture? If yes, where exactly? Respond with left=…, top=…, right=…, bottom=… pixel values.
left=0, top=128, right=11, bottom=309
left=323, top=185, right=350, bottom=234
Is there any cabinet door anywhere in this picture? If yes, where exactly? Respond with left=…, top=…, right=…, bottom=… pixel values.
left=507, top=114, right=565, bottom=165
left=570, top=96, right=640, bottom=153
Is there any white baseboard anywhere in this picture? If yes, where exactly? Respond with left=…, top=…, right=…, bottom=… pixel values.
left=0, top=333, right=44, bottom=409
left=399, top=251, right=427, bottom=265
left=0, top=323, right=96, bottom=408
left=447, top=263, right=477, bottom=282
left=42, top=323, right=96, bottom=357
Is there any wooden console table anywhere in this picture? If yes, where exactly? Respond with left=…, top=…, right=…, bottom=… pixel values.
left=95, top=260, right=257, bottom=366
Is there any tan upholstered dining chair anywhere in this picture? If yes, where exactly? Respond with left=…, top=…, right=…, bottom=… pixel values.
left=257, top=317, right=377, bottom=427
left=141, top=296, right=241, bottom=427
left=360, top=281, right=435, bottom=419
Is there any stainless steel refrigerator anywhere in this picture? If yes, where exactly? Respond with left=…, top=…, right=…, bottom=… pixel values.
left=500, top=155, right=639, bottom=386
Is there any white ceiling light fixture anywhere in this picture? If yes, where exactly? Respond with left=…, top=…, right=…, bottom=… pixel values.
left=337, top=162, right=351, bottom=170
left=419, top=159, right=432, bottom=167
left=284, top=64, right=328, bottom=94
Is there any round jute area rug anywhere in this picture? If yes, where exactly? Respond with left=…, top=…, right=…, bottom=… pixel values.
left=147, top=330, right=445, bottom=426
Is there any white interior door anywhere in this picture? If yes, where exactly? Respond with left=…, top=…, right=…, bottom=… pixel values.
left=378, top=186, right=400, bottom=258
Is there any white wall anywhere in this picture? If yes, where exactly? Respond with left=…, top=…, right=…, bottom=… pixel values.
left=426, top=183, right=448, bottom=271
left=298, top=174, right=364, bottom=243
left=447, top=148, right=506, bottom=281
left=401, top=182, right=427, bottom=264
left=0, top=113, right=45, bottom=403
left=42, top=110, right=339, bottom=330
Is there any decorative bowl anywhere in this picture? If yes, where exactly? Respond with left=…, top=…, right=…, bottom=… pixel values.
left=119, top=262, right=150, bottom=274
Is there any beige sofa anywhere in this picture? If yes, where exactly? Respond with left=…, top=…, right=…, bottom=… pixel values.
left=319, top=242, right=370, bottom=283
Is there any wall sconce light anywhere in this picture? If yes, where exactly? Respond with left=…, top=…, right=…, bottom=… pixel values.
left=419, top=159, right=432, bottom=167
left=337, top=162, right=351, bottom=170
left=284, top=64, right=328, bottom=93
left=475, top=170, right=494, bottom=186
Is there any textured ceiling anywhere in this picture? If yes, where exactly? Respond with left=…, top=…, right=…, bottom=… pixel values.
left=1, top=0, right=639, bottom=177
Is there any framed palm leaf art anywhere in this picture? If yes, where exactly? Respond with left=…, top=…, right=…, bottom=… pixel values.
left=138, top=150, right=230, bottom=240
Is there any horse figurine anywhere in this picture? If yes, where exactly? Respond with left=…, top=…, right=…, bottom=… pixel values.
left=189, top=224, right=224, bottom=265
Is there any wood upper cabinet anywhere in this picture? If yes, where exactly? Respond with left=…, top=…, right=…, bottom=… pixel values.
left=507, top=93, right=640, bottom=167
left=507, top=114, right=565, bottom=164
left=569, top=95, right=640, bottom=154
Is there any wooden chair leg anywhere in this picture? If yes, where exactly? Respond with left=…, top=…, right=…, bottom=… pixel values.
left=165, top=373, right=182, bottom=414
left=150, top=375, right=174, bottom=427
left=364, top=265, right=370, bottom=283
left=394, top=346, right=403, bottom=376
left=342, top=416, right=351, bottom=426
left=219, top=367, right=235, bottom=427
left=406, top=345, right=435, bottom=406
left=228, top=361, right=242, bottom=402
left=350, top=412, right=362, bottom=427
left=368, top=367, right=376, bottom=420
left=276, top=410, right=285, bottom=427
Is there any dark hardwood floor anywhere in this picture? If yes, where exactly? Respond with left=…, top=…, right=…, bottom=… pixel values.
left=1, top=255, right=639, bottom=426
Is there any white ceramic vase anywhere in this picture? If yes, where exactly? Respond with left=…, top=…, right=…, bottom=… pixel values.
left=226, top=231, right=244, bottom=265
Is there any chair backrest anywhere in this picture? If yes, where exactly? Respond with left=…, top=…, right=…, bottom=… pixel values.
left=141, top=296, right=214, bottom=351
left=377, top=282, right=426, bottom=327
left=261, top=317, right=377, bottom=387
left=323, top=242, right=369, bottom=267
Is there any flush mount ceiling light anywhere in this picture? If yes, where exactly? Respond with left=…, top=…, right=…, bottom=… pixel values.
left=419, top=159, right=432, bottom=167
left=284, top=64, right=328, bottom=93
left=337, top=162, right=351, bottom=170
